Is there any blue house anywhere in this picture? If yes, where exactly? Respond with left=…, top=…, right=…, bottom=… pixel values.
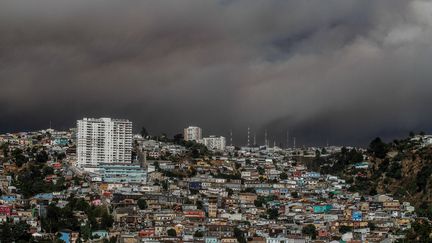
left=59, top=230, right=71, bottom=243
left=0, top=195, right=17, bottom=203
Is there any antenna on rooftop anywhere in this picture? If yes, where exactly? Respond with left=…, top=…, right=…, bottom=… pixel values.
left=253, top=132, right=256, bottom=146
left=293, top=137, right=296, bottom=149
left=247, top=127, right=250, bottom=147
left=230, top=129, right=233, bottom=146
left=286, top=129, right=289, bottom=149
left=265, top=129, right=268, bottom=147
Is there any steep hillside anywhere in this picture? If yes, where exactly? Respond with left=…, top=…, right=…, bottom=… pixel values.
left=367, top=140, right=432, bottom=215
left=306, top=134, right=432, bottom=218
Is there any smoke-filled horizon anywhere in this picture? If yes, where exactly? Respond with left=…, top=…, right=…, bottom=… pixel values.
left=1, top=0, right=432, bottom=146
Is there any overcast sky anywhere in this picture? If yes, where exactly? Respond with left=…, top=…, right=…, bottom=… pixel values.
left=1, top=0, right=432, bottom=146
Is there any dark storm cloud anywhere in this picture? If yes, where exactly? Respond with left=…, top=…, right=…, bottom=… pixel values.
left=1, top=0, right=432, bottom=145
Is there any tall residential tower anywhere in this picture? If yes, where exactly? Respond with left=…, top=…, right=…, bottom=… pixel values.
left=77, top=117, right=132, bottom=169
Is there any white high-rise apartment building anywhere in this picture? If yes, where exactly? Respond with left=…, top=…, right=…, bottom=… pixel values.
left=202, top=135, right=226, bottom=151
left=184, top=126, right=202, bottom=142
left=77, top=118, right=132, bottom=169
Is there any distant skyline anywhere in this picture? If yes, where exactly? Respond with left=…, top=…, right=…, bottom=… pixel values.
left=1, top=0, right=432, bottom=146
left=0, top=117, right=426, bottom=148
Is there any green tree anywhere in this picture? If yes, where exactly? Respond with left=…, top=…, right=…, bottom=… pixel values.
left=387, top=162, right=402, bottom=179
left=167, top=228, right=177, bottom=237
left=73, top=198, right=91, bottom=212
left=36, top=150, right=49, bottom=163
left=257, top=166, right=265, bottom=175
left=368, top=137, right=388, bottom=159
left=57, top=152, right=66, bottom=161
left=42, top=204, right=61, bottom=233
left=350, top=149, right=364, bottom=163
left=80, top=222, right=92, bottom=241
left=137, top=198, right=148, bottom=210
left=0, top=142, right=9, bottom=157
left=42, top=165, right=54, bottom=176
left=101, top=211, right=114, bottom=229
left=12, top=148, right=28, bottom=167
left=233, top=227, right=247, bottom=243
left=193, top=231, right=204, bottom=238
left=42, top=204, right=80, bottom=233
left=280, top=172, right=288, bottom=180
left=302, top=224, right=317, bottom=240
left=369, top=187, right=377, bottom=196
left=417, top=202, right=432, bottom=220
left=254, top=196, right=265, bottom=208
left=416, top=165, right=432, bottom=192
left=267, top=208, right=279, bottom=220
left=339, top=225, right=353, bottom=234
left=321, top=148, right=327, bottom=154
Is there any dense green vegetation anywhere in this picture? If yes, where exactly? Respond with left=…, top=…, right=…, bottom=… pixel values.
left=183, top=141, right=212, bottom=158
left=0, top=140, right=68, bottom=198
left=368, top=137, right=389, bottom=159
left=0, top=221, right=31, bottom=242
left=254, top=195, right=277, bottom=208
left=416, top=164, right=432, bottom=192
left=11, top=148, right=28, bottom=167
left=12, top=163, right=66, bottom=198
left=312, top=147, right=363, bottom=175
left=400, top=219, right=432, bottom=242
left=42, top=196, right=113, bottom=239
left=266, top=208, right=279, bottom=220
